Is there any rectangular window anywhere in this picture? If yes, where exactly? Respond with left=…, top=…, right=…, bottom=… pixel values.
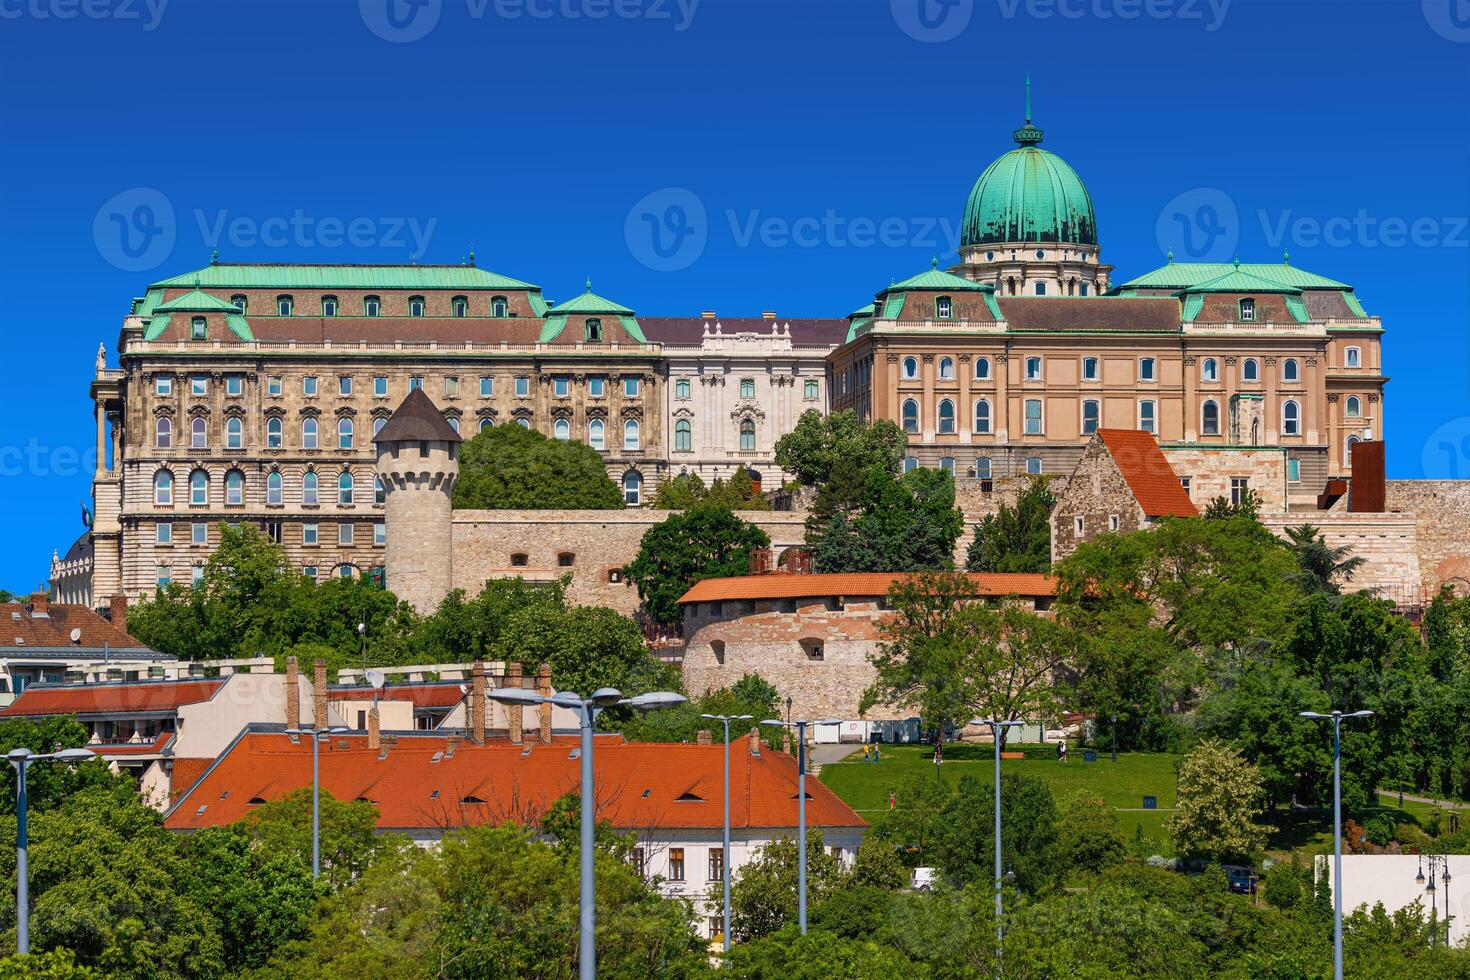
left=1139, top=357, right=1156, bottom=382
left=339, top=376, right=352, bottom=396
left=479, top=376, right=493, bottom=397
left=1139, top=400, right=1157, bottom=434
left=409, top=376, right=423, bottom=392
left=1231, top=477, right=1249, bottom=506
left=589, top=376, right=605, bottom=397
left=668, top=848, right=685, bottom=882
left=1073, top=516, right=1084, bottom=535
left=805, top=379, right=819, bottom=400
left=156, top=522, right=172, bottom=545
left=1025, top=398, right=1043, bottom=435
left=1180, top=476, right=1192, bottom=495
left=374, top=522, right=386, bottom=546
left=303, top=376, right=318, bottom=397
left=267, top=376, right=282, bottom=397
left=632, top=848, right=646, bottom=880
left=1288, top=458, right=1301, bottom=483
left=226, top=375, right=243, bottom=397
left=1109, top=514, right=1120, bottom=531
left=303, top=523, right=319, bottom=546
left=1026, top=357, right=1043, bottom=381
left=515, top=376, right=530, bottom=398
left=740, top=378, right=755, bottom=398
left=444, top=376, right=459, bottom=398
left=156, top=568, right=171, bottom=589
left=155, top=376, right=172, bottom=396
left=554, top=376, right=570, bottom=397
left=708, top=847, right=724, bottom=882
left=192, top=565, right=205, bottom=586
left=624, top=376, right=641, bottom=397
left=1082, top=357, right=1098, bottom=381
left=338, top=523, right=354, bottom=546
left=303, top=565, right=317, bottom=582
left=374, top=376, right=388, bottom=397
left=191, top=523, right=207, bottom=545
left=1082, top=400, right=1100, bottom=435
left=191, top=375, right=207, bottom=396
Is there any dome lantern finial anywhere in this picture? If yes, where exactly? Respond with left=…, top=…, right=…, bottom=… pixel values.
left=1282, top=249, right=1291, bottom=264
left=1025, top=71, right=1032, bottom=124
left=1167, top=248, right=1174, bottom=263
left=1012, top=73, right=1044, bottom=147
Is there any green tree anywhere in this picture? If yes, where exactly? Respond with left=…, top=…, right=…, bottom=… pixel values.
left=1053, top=794, right=1127, bottom=875
left=730, top=830, right=847, bottom=941
left=625, top=506, right=771, bottom=626
left=493, top=603, right=658, bottom=699
left=653, top=470, right=770, bottom=510
left=232, top=788, right=384, bottom=891
left=810, top=467, right=964, bottom=574
left=0, top=718, right=118, bottom=816
left=965, top=476, right=1055, bottom=573
left=1203, top=486, right=1261, bottom=520
left=0, top=948, right=103, bottom=978
left=453, top=422, right=623, bottom=510
left=928, top=773, right=1059, bottom=893
left=1284, top=523, right=1367, bottom=595
left=774, top=409, right=906, bottom=488
left=722, top=928, right=923, bottom=978
left=1167, top=739, right=1272, bottom=861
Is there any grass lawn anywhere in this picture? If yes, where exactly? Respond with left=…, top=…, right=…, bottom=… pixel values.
left=819, top=744, right=1181, bottom=846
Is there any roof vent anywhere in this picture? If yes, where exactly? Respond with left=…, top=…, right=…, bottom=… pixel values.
left=219, top=790, right=230, bottom=800
left=641, top=788, right=651, bottom=798
left=247, top=797, right=266, bottom=805
left=568, top=748, right=581, bottom=760
left=429, top=789, right=440, bottom=800
left=14, top=638, right=23, bottom=646
left=460, top=795, right=487, bottom=805
left=195, top=804, right=207, bottom=815
left=676, top=791, right=705, bottom=802
left=521, top=746, right=532, bottom=757
left=429, top=751, right=443, bottom=763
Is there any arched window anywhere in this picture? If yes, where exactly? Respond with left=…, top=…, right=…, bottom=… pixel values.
left=338, top=418, right=354, bottom=450
left=554, top=418, right=571, bottom=441
left=491, top=296, right=508, bottom=318
left=321, top=295, right=338, bottom=317
left=589, top=419, right=606, bottom=451
left=1082, top=399, right=1100, bottom=435
left=975, top=457, right=992, bottom=480
left=189, top=469, right=208, bottom=506
left=230, top=294, right=247, bottom=312
left=902, top=399, right=919, bottom=434
left=154, top=470, right=173, bottom=506
left=267, top=471, right=283, bottom=506
left=1283, top=358, right=1300, bottom=382
left=1346, top=434, right=1361, bottom=462
left=974, top=399, right=992, bottom=434
left=225, top=470, right=244, bottom=506
left=373, top=417, right=387, bottom=437
left=1139, top=400, right=1157, bottom=434
left=1139, top=357, right=1156, bottom=382
left=623, top=470, right=642, bottom=506
left=226, top=416, right=243, bottom=449
left=1243, top=358, right=1259, bottom=382
left=1283, top=400, right=1301, bottom=436
left=1202, top=358, right=1219, bottom=382
left=191, top=416, right=207, bottom=449
left=375, top=476, right=386, bottom=505
left=585, top=318, right=603, bottom=342
left=623, top=418, right=640, bottom=452
left=1346, top=396, right=1361, bottom=418
left=935, top=295, right=953, bottom=319
left=191, top=316, right=207, bottom=340
left=516, top=418, right=531, bottom=429
left=302, top=470, right=319, bottom=506
left=902, top=457, right=919, bottom=474
left=938, top=357, right=955, bottom=380
left=902, top=357, right=918, bottom=380
left=1082, top=357, right=1099, bottom=381
left=447, top=417, right=460, bottom=434
left=740, top=418, right=756, bottom=451
left=276, top=295, right=293, bottom=316
left=363, top=295, right=381, bottom=317
left=938, top=456, right=955, bottom=474
left=478, top=417, right=493, bottom=433
left=155, top=417, right=172, bottom=449
left=266, top=417, right=282, bottom=449
left=302, top=418, right=319, bottom=450
left=338, top=471, right=354, bottom=505
left=675, top=419, right=692, bottom=452
left=937, top=399, right=956, bottom=434
left=975, top=357, right=991, bottom=380
left=1345, top=347, right=1361, bottom=368
left=1202, top=400, right=1220, bottom=436
left=452, top=295, right=468, bottom=318
left=408, top=296, right=426, bottom=317
left=1024, top=398, right=1043, bottom=435
left=1025, top=357, right=1043, bottom=381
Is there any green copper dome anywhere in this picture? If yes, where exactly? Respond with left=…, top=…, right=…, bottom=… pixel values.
left=961, top=119, right=1097, bottom=249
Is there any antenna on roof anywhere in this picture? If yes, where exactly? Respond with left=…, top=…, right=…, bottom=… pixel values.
left=69, top=627, right=81, bottom=645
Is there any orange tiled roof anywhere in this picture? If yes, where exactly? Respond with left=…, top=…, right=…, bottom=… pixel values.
left=0, top=679, right=225, bottom=718
left=164, top=731, right=865, bottom=833
left=1096, top=429, right=1199, bottom=519
left=328, top=683, right=467, bottom=709
left=678, top=572, right=1056, bottom=605
left=94, top=731, right=175, bottom=756
left=0, top=601, right=150, bottom=652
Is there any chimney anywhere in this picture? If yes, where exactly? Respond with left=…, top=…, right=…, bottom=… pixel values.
left=538, top=663, right=553, bottom=744
left=367, top=704, right=381, bottom=750
left=762, top=310, right=777, bottom=320
left=445, top=734, right=460, bottom=757
left=285, top=656, right=301, bottom=731
left=696, top=730, right=712, bottom=745
left=470, top=661, right=487, bottom=746
left=782, top=730, right=793, bottom=756
left=109, top=595, right=127, bottom=634
left=28, top=593, right=49, bottom=616
left=700, top=310, right=717, bottom=320
left=748, top=727, right=761, bottom=758
left=313, top=659, right=328, bottom=729
left=507, top=662, right=524, bottom=745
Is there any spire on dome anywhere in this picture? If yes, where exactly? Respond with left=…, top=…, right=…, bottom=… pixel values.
left=1013, top=73, right=1044, bottom=146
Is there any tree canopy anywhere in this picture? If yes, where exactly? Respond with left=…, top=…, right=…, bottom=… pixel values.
left=453, top=422, right=624, bottom=510
left=625, top=507, right=770, bottom=626
left=774, top=409, right=906, bottom=487
left=965, top=476, right=1055, bottom=573
left=652, top=471, right=770, bottom=511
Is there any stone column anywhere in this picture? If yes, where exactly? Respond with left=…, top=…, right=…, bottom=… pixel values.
left=95, top=401, right=108, bottom=476
left=921, top=354, right=935, bottom=441
left=1182, top=355, right=1198, bottom=441
left=958, top=355, right=973, bottom=445
left=994, top=354, right=1011, bottom=442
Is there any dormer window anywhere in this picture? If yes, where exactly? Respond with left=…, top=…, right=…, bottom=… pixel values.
left=1035, top=282, right=1047, bottom=296
left=452, top=295, right=468, bottom=318
left=322, top=295, right=338, bottom=317
left=230, top=294, right=247, bottom=312
left=586, top=318, right=603, bottom=342
left=491, top=295, right=508, bottom=318
left=1239, top=298, right=1256, bottom=321
left=276, top=295, right=293, bottom=316
left=1345, top=346, right=1361, bottom=368
left=409, top=296, right=426, bottom=317
left=364, top=295, right=381, bottom=317
left=191, top=317, right=207, bottom=340
left=935, top=295, right=953, bottom=319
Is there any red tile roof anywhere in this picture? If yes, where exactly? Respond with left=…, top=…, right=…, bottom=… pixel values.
left=164, top=731, right=865, bottom=833
left=678, top=572, right=1057, bottom=605
left=328, top=683, right=467, bottom=709
left=94, top=731, right=175, bottom=756
left=1096, top=429, right=1199, bottom=518
left=0, top=601, right=150, bottom=652
left=0, top=679, right=225, bottom=718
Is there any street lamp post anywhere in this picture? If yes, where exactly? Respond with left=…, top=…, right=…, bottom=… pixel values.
left=974, top=719, right=1024, bottom=976
left=283, top=725, right=351, bottom=878
left=1300, top=709, right=1374, bottom=980
left=1416, top=853, right=1454, bottom=947
left=1110, top=714, right=1118, bottom=764
left=701, top=712, right=753, bottom=953
left=489, top=686, right=685, bottom=980
left=760, top=717, right=839, bottom=936
left=8, top=747, right=96, bottom=954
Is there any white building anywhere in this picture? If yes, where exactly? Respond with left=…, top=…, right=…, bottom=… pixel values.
left=1318, top=854, right=1470, bottom=945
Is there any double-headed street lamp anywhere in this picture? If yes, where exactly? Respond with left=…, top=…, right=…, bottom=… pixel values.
left=759, top=716, right=838, bottom=935
left=284, top=725, right=351, bottom=878
left=489, top=685, right=685, bottom=980
left=1300, top=709, right=1374, bottom=980
left=973, top=718, right=1024, bottom=976
left=700, top=712, right=753, bottom=953
left=1416, top=852, right=1454, bottom=947
left=8, top=746, right=95, bottom=954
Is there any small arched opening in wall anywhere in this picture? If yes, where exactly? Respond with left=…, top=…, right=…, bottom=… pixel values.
left=799, top=638, right=825, bottom=662
left=710, top=640, right=725, bottom=665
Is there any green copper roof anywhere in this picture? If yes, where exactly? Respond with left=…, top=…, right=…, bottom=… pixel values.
left=849, top=303, right=876, bottom=318
left=885, top=266, right=991, bottom=293
left=1341, top=291, right=1368, bottom=317
left=154, top=288, right=241, bottom=313
left=152, top=263, right=540, bottom=292
left=1181, top=265, right=1303, bottom=294
left=961, top=115, right=1097, bottom=248
left=1120, top=260, right=1351, bottom=291
left=540, top=283, right=644, bottom=343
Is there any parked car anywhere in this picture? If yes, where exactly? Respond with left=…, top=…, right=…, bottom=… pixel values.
left=910, top=867, right=937, bottom=892
left=1223, top=864, right=1258, bottom=895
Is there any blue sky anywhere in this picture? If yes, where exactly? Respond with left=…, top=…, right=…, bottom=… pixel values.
left=1, top=0, right=1467, bottom=591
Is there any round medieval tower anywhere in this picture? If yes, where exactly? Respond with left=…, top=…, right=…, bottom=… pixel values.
left=372, top=388, right=461, bottom=613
